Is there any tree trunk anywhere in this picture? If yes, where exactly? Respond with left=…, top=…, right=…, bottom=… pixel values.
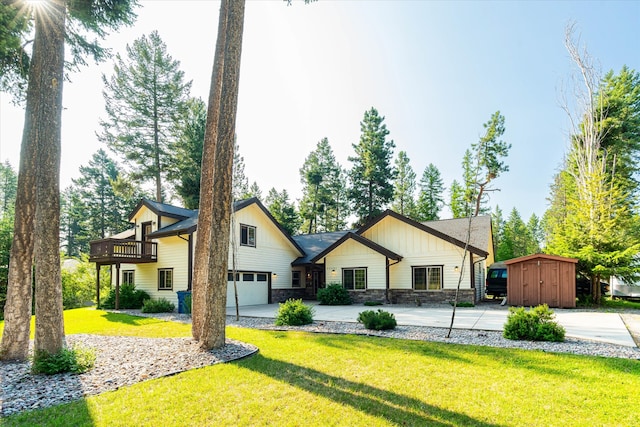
left=32, top=0, right=66, bottom=355
left=0, top=0, right=67, bottom=361
left=192, top=0, right=231, bottom=342
left=199, top=0, right=245, bottom=350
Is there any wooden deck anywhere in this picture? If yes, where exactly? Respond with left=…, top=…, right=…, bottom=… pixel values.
left=89, top=239, right=158, bottom=265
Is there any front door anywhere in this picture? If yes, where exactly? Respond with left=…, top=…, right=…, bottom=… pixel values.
left=312, top=270, right=324, bottom=296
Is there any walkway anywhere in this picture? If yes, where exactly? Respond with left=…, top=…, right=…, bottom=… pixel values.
left=227, top=302, right=637, bottom=347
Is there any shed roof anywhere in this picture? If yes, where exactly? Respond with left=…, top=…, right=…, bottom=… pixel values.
left=503, top=253, right=578, bottom=265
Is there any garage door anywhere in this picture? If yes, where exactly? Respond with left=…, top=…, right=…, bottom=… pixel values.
left=226, top=272, right=269, bottom=307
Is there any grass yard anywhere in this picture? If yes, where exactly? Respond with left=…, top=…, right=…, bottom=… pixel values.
left=2, top=308, right=640, bottom=426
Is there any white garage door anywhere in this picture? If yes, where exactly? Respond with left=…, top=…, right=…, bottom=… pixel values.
left=226, top=272, right=269, bottom=307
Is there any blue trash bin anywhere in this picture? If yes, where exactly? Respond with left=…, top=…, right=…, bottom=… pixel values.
left=176, top=291, right=192, bottom=314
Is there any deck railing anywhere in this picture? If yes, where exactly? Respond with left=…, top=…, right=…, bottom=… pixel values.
left=89, top=239, right=157, bottom=263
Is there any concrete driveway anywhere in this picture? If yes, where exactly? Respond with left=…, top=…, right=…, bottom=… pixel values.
left=228, top=302, right=638, bottom=347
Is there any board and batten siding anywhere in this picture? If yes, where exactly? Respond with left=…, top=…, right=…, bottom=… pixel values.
left=189, top=204, right=303, bottom=290
left=132, top=235, right=189, bottom=306
left=324, top=239, right=387, bottom=290
left=361, top=216, right=473, bottom=290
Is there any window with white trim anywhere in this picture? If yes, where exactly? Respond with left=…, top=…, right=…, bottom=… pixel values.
left=243, top=273, right=254, bottom=282
left=158, top=268, right=173, bottom=290
left=256, top=273, right=268, bottom=282
left=343, top=268, right=367, bottom=290
left=123, top=270, right=134, bottom=285
left=413, top=266, right=442, bottom=291
left=240, top=224, right=256, bottom=247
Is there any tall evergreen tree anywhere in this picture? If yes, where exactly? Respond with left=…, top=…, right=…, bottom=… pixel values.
left=348, top=107, right=396, bottom=226
left=391, top=151, right=416, bottom=217
left=449, top=179, right=465, bottom=219
left=232, top=141, right=250, bottom=201
left=60, top=186, right=87, bottom=257
left=1, top=0, right=137, bottom=361
left=169, top=97, right=206, bottom=209
left=416, top=163, right=444, bottom=221
left=545, top=27, right=640, bottom=303
left=266, top=188, right=301, bottom=236
left=299, top=138, right=344, bottom=233
left=0, top=161, right=17, bottom=216
left=323, top=165, right=350, bottom=232
left=99, top=30, right=191, bottom=202
left=491, top=205, right=505, bottom=260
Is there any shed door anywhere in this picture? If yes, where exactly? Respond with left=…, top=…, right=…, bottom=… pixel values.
left=539, top=260, right=560, bottom=307
left=521, top=261, right=539, bottom=306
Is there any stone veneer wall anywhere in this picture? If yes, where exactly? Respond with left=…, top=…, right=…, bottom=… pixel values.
left=390, top=289, right=475, bottom=305
left=347, top=289, right=388, bottom=304
left=271, top=288, right=307, bottom=303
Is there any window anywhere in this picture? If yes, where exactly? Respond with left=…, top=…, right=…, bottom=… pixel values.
left=123, top=270, right=134, bottom=285
left=413, top=266, right=442, bottom=291
left=292, top=271, right=301, bottom=287
left=243, top=273, right=254, bottom=282
left=158, top=268, right=173, bottom=290
left=343, top=268, right=367, bottom=290
left=256, top=273, right=268, bottom=282
left=240, top=224, right=256, bottom=247
left=227, top=272, right=240, bottom=281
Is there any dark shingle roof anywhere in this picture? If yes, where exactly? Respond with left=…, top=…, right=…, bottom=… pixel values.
left=291, top=231, right=351, bottom=265
left=423, top=215, right=492, bottom=254
left=129, top=198, right=195, bottom=221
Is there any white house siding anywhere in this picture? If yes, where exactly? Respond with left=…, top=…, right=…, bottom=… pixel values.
left=361, top=216, right=473, bottom=290
left=129, top=235, right=189, bottom=307
left=323, top=239, right=387, bottom=290
left=227, top=204, right=303, bottom=290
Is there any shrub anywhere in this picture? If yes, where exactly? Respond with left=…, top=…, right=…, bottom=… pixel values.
left=141, top=298, right=175, bottom=313
left=357, top=309, right=397, bottom=330
left=101, top=283, right=150, bottom=309
left=503, top=304, right=565, bottom=342
left=317, top=283, right=352, bottom=305
left=61, top=256, right=110, bottom=309
left=275, top=299, right=314, bottom=326
left=31, top=345, right=96, bottom=375
left=450, top=301, right=475, bottom=307
left=363, top=301, right=383, bottom=306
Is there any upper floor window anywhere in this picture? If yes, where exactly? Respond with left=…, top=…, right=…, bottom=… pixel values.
left=240, top=224, right=256, bottom=247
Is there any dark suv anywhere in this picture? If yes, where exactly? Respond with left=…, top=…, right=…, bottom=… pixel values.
left=486, top=262, right=507, bottom=298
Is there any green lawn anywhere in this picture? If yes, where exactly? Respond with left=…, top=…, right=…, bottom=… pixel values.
left=2, top=308, right=640, bottom=426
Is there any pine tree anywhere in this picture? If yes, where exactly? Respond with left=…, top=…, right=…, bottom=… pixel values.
left=232, top=141, right=250, bottom=201
left=169, top=97, right=206, bottom=209
left=391, top=151, right=416, bottom=217
left=348, top=108, right=396, bottom=226
left=1, top=0, right=137, bottom=361
left=99, top=31, right=191, bottom=203
left=449, top=180, right=465, bottom=219
left=299, top=138, right=345, bottom=233
left=416, top=163, right=444, bottom=221
left=266, top=188, right=301, bottom=235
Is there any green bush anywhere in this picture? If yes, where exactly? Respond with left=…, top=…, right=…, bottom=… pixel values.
left=275, top=299, right=314, bottom=326
left=101, top=283, right=150, bottom=309
left=503, top=304, right=565, bottom=342
left=357, top=309, right=397, bottom=330
left=450, top=301, right=475, bottom=307
left=31, top=345, right=96, bottom=375
left=317, top=283, right=352, bottom=305
left=61, top=256, right=110, bottom=309
left=141, top=298, right=175, bottom=313
left=363, top=301, right=383, bottom=306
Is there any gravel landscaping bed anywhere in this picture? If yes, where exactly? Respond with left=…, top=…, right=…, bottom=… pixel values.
left=1, top=310, right=639, bottom=417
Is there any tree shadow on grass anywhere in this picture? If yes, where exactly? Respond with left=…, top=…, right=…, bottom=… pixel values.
left=238, top=354, right=501, bottom=426
left=99, top=311, right=164, bottom=326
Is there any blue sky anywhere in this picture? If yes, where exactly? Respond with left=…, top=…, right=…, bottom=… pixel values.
left=0, top=0, right=638, bottom=221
